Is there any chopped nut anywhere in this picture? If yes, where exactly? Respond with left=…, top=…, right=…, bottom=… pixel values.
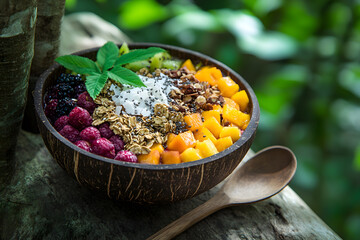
left=195, top=96, right=206, bottom=105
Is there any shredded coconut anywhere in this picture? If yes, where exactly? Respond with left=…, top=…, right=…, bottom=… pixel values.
left=109, top=73, right=178, bottom=117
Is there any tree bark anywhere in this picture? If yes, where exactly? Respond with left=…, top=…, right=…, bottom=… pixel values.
left=0, top=0, right=37, bottom=188
left=22, top=0, right=66, bottom=132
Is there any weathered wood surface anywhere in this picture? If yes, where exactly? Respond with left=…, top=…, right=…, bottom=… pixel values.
left=0, top=13, right=341, bottom=240
left=0, top=131, right=341, bottom=240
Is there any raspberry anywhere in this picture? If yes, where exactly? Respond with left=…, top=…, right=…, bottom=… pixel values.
left=75, top=140, right=91, bottom=152
left=77, top=92, right=96, bottom=114
left=56, top=97, right=76, bottom=118
left=57, top=83, right=75, bottom=99
left=80, top=126, right=101, bottom=143
left=91, top=138, right=115, bottom=158
left=98, top=122, right=114, bottom=139
left=114, top=150, right=137, bottom=163
left=54, top=115, right=69, bottom=131
left=68, top=107, right=92, bottom=130
left=44, top=99, right=58, bottom=122
left=59, top=125, right=80, bottom=143
left=109, top=135, right=124, bottom=153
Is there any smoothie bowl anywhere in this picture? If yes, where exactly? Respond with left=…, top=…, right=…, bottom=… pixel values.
left=34, top=42, right=260, bottom=204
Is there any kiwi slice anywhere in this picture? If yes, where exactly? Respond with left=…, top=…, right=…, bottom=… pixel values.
left=119, top=42, right=130, bottom=55
left=162, top=59, right=182, bottom=70
left=125, top=60, right=150, bottom=71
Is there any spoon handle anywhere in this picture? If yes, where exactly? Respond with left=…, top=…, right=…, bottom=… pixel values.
left=147, top=192, right=228, bottom=240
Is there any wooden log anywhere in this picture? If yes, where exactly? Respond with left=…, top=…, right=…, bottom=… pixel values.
left=0, top=0, right=37, bottom=188
left=0, top=131, right=341, bottom=239
left=22, top=0, right=66, bottom=133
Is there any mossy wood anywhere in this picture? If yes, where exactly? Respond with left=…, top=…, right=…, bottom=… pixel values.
left=22, top=0, right=66, bottom=133
left=0, top=0, right=36, bottom=188
left=34, top=43, right=260, bottom=204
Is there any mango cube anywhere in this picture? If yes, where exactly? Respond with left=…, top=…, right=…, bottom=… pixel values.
left=161, top=150, right=181, bottom=164
left=138, top=150, right=160, bottom=164
left=180, top=148, right=202, bottom=162
left=181, top=59, right=196, bottom=72
left=217, top=77, right=239, bottom=98
left=151, top=143, right=164, bottom=154
left=203, top=116, right=223, bottom=138
left=184, top=113, right=203, bottom=131
left=167, top=131, right=196, bottom=153
left=215, top=136, right=233, bottom=152
left=195, top=67, right=222, bottom=86
left=224, top=97, right=239, bottom=110
left=231, top=90, right=249, bottom=112
left=222, top=104, right=250, bottom=129
left=219, top=126, right=241, bottom=142
left=202, top=110, right=221, bottom=123
left=195, top=139, right=218, bottom=158
left=194, top=126, right=217, bottom=144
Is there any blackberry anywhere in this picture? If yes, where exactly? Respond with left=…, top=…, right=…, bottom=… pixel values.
left=57, top=83, right=75, bottom=99
left=57, top=73, right=83, bottom=87
left=74, top=83, right=87, bottom=97
left=56, top=97, right=76, bottom=118
left=45, top=86, right=58, bottom=104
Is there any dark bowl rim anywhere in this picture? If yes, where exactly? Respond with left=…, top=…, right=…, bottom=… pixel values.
left=34, top=42, right=260, bottom=170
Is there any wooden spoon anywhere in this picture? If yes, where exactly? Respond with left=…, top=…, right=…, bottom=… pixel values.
left=147, top=146, right=297, bottom=240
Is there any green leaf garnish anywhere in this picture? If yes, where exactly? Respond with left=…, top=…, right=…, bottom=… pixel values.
left=55, top=55, right=100, bottom=74
left=109, top=65, right=146, bottom=87
left=85, top=72, right=109, bottom=99
left=97, top=41, right=119, bottom=71
left=55, top=41, right=167, bottom=100
left=115, top=47, right=165, bottom=65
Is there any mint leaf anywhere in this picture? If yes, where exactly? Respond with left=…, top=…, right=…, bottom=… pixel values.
left=115, top=47, right=165, bottom=65
left=97, top=41, right=119, bottom=71
left=108, top=65, right=146, bottom=87
left=55, top=55, right=99, bottom=75
left=85, top=72, right=109, bottom=99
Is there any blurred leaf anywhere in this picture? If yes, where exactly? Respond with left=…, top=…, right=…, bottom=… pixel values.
left=167, top=0, right=200, bottom=15
left=65, top=0, right=77, bottom=9
left=332, top=99, right=360, bottom=132
left=215, top=9, right=263, bottom=38
left=339, top=63, right=360, bottom=98
left=354, top=144, right=360, bottom=171
left=244, top=0, right=282, bottom=16
left=163, top=10, right=223, bottom=37
left=278, top=0, right=317, bottom=41
left=215, top=9, right=298, bottom=60
left=119, top=0, right=168, bottom=29
left=327, top=3, right=351, bottom=35
left=239, top=32, right=298, bottom=60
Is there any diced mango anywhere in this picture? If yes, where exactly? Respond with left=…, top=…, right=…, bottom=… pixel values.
left=161, top=150, right=181, bottom=164
left=193, top=127, right=217, bottom=144
left=151, top=143, right=164, bottom=154
left=180, top=148, right=202, bottom=162
left=219, top=126, right=241, bottom=142
left=222, top=104, right=250, bottom=129
left=217, top=77, right=239, bottom=98
left=202, top=110, right=221, bottom=124
left=231, top=90, right=249, bottom=112
left=184, top=113, right=203, bottom=132
left=195, top=139, right=218, bottom=158
left=167, top=131, right=196, bottom=153
left=203, top=116, right=223, bottom=138
left=181, top=59, right=196, bottom=72
left=138, top=150, right=160, bottom=164
left=167, top=133, right=177, bottom=146
left=212, top=104, right=223, bottom=113
left=195, top=67, right=222, bottom=86
left=215, top=136, right=233, bottom=152
left=224, top=97, right=240, bottom=110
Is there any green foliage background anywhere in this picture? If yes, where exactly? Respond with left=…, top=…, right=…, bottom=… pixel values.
left=65, top=0, right=360, bottom=238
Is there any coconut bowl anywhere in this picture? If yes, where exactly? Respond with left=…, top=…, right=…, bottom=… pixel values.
left=34, top=43, right=260, bottom=204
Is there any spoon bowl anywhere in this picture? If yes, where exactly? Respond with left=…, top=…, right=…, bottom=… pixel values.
left=223, top=146, right=296, bottom=204
left=148, top=146, right=297, bottom=240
